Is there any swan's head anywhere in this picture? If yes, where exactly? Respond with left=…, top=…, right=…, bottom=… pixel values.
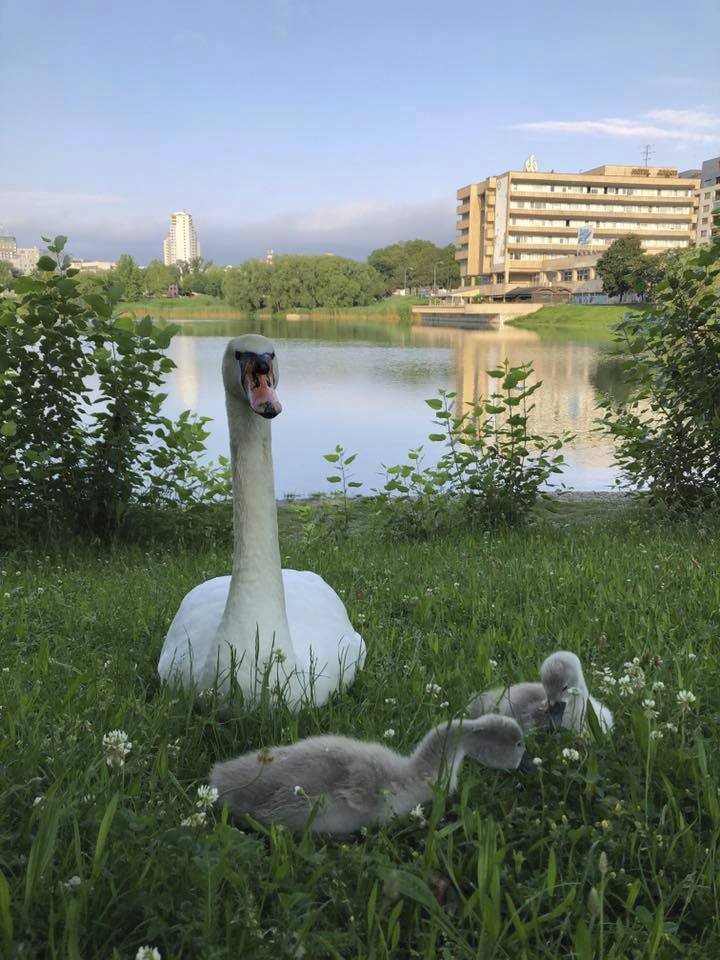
left=464, top=715, right=534, bottom=772
left=222, top=334, right=281, bottom=419
left=540, top=651, right=585, bottom=727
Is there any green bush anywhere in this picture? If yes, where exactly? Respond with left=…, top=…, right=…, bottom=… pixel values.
left=0, top=236, right=229, bottom=540
left=600, top=222, right=720, bottom=506
left=378, top=361, right=570, bottom=536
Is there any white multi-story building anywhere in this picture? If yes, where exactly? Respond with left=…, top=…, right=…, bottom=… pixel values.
left=12, top=247, right=41, bottom=274
left=697, top=157, right=720, bottom=243
left=163, top=211, right=201, bottom=266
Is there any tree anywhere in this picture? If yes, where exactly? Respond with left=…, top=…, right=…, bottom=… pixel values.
left=112, top=254, right=144, bottom=300
left=600, top=225, right=720, bottom=505
left=367, top=239, right=459, bottom=292
left=596, top=236, right=646, bottom=302
left=0, top=261, right=16, bottom=289
left=144, top=259, right=178, bottom=296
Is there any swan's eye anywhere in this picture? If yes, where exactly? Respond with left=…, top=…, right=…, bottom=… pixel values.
left=516, top=741, right=522, bottom=748
left=562, top=684, right=569, bottom=691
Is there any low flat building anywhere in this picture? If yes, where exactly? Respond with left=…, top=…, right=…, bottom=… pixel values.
left=697, top=157, right=720, bottom=243
left=456, top=160, right=698, bottom=293
left=12, top=247, right=40, bottom=274
left=70, top=259, right=116, bottom=272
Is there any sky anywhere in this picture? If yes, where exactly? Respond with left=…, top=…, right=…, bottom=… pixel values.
left=1, top=0, right=719, bottom=264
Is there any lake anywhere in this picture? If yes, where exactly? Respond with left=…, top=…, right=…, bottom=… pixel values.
left=162, top=316, right=623, bottom=497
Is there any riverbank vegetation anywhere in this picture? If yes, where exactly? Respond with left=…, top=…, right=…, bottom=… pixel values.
left=509, top=304, right=635, bottom=330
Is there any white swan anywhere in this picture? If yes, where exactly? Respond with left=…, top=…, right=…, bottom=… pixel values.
left=158, top=334, right=366, bottom=706
left=210, top=714, right=533, bottom=834
left=540, top=651, right=614, bottom=733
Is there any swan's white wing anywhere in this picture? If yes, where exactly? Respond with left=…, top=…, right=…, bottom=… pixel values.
left=283, top=569, right=366, bottom=704
left=589, top=695, right=614, bottom=732
left=157, top=576, right=230, bottom=687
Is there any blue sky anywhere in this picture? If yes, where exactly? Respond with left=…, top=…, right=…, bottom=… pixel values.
left=1, top=0, right=719, bottom=264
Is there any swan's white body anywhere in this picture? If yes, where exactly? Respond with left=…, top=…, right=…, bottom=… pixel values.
left=157, top=335, right=365, bottom=706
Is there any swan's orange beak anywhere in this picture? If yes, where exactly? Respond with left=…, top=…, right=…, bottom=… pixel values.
left=244, top=354, right=282, bottom=419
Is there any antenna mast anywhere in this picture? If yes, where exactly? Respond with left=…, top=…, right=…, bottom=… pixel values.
left=641, top=143, right=655, bottom=167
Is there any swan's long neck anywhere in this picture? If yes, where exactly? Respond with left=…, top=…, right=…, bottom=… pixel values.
left=411, top=721, right=468, bottom=793
left=212, top=394, right=292, bottom=679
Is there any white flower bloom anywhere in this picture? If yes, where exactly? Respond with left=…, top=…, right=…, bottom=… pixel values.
left=32, top=796, right=43, bottom=807
left=136, top=947, right=161, bottom=960
left=383, top=729, right=395, bottom=739
left=180, top=811, right=207, bottom=829
left=384, top=697, right=396, bottom=705
left=664, top=722, right=678, bottom=733
left=532, top=757, right=543, bottom=767
left=677, top=690, right=696, bottom=707
left=651, top=681, right=665, bottom=692
left=650, top=730, right=664, bottom=740
left=489, top=659, right=498, bottom=669
left=687, top=653, right=697, bottom=661
left=102, top=729, right=132, bottom=768
left=568, top=686, right=582, bottom=697
left=642, top=698, right=658, bottom=720
left=439, top=701, right=450, bottom=708
left=293, top=785, right=306, bottom=797
left=61, top=875, right=82, bottom=892
left=409, top=803, right=426, bottom=824
left=425, top=683, right=442, bottom=696
left=561, top=748, right=580, bottom=763
left=196, top=785, right=219, bottom=809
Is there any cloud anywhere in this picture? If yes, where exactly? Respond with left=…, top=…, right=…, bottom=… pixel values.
left=0, top=191, right=456, bottom=264
left=510, top=109, right=720, bottom=144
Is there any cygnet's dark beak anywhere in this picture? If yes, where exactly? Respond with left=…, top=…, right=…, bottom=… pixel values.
left=518, top=751, right=536, bottom=774
left=549, top=701, right=566, bottom=727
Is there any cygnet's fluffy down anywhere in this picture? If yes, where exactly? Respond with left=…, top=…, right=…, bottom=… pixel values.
left=467, top=682, right=551, bottom=732
left=540, top=650, right=613, bottom=732
left=210, top=715, right=533, bottom=835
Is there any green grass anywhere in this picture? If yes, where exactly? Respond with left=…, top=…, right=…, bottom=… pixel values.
left=2, top=503, right=720, bottom=957
left=508, top=304, right=641, bottom=330
left=118, top=294, right=241, bottom=317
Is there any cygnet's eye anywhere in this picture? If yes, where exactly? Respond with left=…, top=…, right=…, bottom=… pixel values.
left=516, top=741, right=522, bottom=748
left=562, top=684, right=569, bottom=691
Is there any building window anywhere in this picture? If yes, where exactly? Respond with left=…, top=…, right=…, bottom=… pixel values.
left=562, top=270, right=573, bottom=281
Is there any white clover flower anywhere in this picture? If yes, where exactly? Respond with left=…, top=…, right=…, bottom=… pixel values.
left=409, top=803, right=426, bottom=824
left=651, top=681, right=666, bottom=693
left=650, top=730, right=664, bottom=740
left=561, top=748, right=580, bottom=763
left=383, top=729, right=395, bottom=739
left=61, top=875, right=82, bottom=892
left=687, top=653, right=697, bottom=661
left=439, top=701, right=450, bottom=708
left=102, top=729, right=132, bottom=768
left=425, top=682, right=442, bottom=696
left=532, top=757, right=543, bottom=767
left=1, top=667, right=9, bottom=674
left=136, top=948, right=161, bottom=960
left=642, top=698, right=658, bottom=720
left=677, top=690, right=697, bottom=707
left=664, top=722, right=678, bottom=733
left=293, top=785, right=306, bottom=797
left=488, top=659, right=498, bottom=670
left=196, top=785, right=219, bottom=810
left=32, top=796, right=43, bottom=807
left=180, top=811, right=207, bottom=829
left=384, top=697, right=397, bottom=705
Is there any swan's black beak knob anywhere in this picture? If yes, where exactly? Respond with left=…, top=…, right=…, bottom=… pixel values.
left=517, top=751, right=536, bottom=774
left=549, top=701, right=566, bottom=728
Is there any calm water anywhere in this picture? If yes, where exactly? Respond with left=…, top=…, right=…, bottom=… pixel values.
left=162, top=316, right=623, bottom=496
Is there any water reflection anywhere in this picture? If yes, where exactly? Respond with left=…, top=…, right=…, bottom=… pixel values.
left=161, top=316, right=621, bottom=495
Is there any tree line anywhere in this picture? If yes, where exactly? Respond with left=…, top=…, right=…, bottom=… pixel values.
left=55, top=238, right=461, bottom=308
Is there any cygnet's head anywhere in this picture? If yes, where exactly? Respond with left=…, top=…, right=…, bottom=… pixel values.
left=540, top=651, right=585, bottom=725
left=464, top=715, right=534, bottom=772
left=222, top=334, right=281, bottom=419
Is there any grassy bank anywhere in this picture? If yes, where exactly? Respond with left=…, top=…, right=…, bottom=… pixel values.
left=117, top=294, right=426, bottom=323
left=508, top=303, right=639, bottom=331
left=2, top=502, right=720, bottom=957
